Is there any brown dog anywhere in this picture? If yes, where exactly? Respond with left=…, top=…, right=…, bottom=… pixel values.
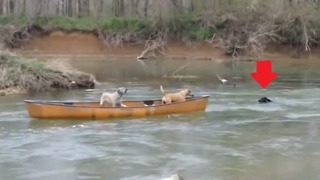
left=160, top=85, right=194, bottom=104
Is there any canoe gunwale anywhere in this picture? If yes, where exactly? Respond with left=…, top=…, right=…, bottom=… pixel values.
left=24, top=95, right=210, bottom=109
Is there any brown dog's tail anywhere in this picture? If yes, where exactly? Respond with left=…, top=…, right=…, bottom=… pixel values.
left=160, top=85, right=165, bottom=94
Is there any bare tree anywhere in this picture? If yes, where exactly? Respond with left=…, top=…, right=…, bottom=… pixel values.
left=0, top=0, right=3, bottom=15
left=130, top=0, right=138, bottom=16
left=99, top=0, right=104, bottom=17
left=112, top=0, right=125, bottom=17
left=144, top=0, right=149, bottom=17
left=189, top=0, right=194, bottom=12
left=88, top=0, right=97, bottom=17
left=78, top=0, right=89, bottom=17
left=2, top=0, right=8, bottom=15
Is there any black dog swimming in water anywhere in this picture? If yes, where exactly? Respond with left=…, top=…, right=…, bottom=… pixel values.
left=258, top=97, right=272, bottom=104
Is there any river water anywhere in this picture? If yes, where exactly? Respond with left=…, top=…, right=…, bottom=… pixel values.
left=1, top=59, right=320, bottom=180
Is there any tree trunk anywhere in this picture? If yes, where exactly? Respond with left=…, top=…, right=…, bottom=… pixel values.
left=112, top=0, right=125, bottom=17
left=190, top=0, right=194, bottom=12
left=58, top=0, right=63, bottom=16
left=76, top=0, right=79, bottom=16
left=88, top=0, right=95, bottom=17
left=23, top=0, right=26, bottom=15
left=71, top=0, right=79, bottom=17
left=63, top=0, right=68, bottom=16
left=39, top=0, right=46, bottom=16
left=135, top=0, right=140, bottom=16
left=9, top=0, right=14, bottom=15
left=130, top=0, right=135, bottom=16
left=79, top=0, right=89, bottom=17
left=144, top=0, right=148, bottom=17
left=13, top=0, right=19, bottom=14
left=3, top=0, right=8, bottom=15
left=0, top=0, right=3, bottom=15
left=171, top=0, right=178, bottom=7
left=99, top=0, right=104, bottom=16
left=46, top=0, right=51, bottom=16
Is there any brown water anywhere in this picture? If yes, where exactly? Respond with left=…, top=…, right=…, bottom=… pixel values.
left=1, top=59, right=320, bottom=180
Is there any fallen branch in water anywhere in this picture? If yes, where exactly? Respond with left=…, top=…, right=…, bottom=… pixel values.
left=163, top=61, right=192, bottom=78
left=137, top=40, right=167, bottom=60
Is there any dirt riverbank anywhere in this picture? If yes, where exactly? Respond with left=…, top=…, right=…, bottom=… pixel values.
left=8, top=30, right=320, bottom=62
left=2, top=30, right=320, bottom=96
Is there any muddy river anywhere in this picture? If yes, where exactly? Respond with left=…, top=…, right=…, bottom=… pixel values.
left=1, top=59, right=320, bottom=180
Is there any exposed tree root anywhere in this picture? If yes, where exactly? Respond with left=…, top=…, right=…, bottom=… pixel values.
left=96, top=28, right=143, bottom=48
left=0, top=24, right=45, bottom=48
left=205, top=16, right=283, bottom=60
left=277, top=16, right=317, bottom=58
left=137, top=30, right=168, bottom=60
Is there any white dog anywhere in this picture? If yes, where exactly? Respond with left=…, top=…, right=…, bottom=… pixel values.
left=99, top=87, right=128, bottom=107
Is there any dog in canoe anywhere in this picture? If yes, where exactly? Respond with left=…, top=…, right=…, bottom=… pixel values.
left=99, top=87, right=128, bottom=107
left=160, top=85, right=194, bottom=104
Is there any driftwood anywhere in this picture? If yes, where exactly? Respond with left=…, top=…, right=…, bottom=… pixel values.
left=163, top=62, right=192, bottom=78
left=137, top=40, right=167, bottom=60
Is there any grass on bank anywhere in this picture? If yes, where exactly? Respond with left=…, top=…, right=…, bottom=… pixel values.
left=0, top=15, right=216, bottom=40
left=0, top=52, right=95, bottom=94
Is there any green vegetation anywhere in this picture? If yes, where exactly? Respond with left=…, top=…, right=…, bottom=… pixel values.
left=0, top=52, right=96, bottom=94
left=0, top=15, right=215, bottom=40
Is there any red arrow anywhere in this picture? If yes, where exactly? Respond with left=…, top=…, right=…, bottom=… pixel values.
left=251, top=60, right=277, bottom=88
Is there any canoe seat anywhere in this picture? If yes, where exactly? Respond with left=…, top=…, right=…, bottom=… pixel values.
left=143, top=100, right=154, bottom=106
left=63, top=102, right=74, bottom=106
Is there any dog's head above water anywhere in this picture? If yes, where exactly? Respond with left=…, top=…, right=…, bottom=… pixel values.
left=117, top=87, right=128, bottom=96
left=258, top=97, right=272, bottom=104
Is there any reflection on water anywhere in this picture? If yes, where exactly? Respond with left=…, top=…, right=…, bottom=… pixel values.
left=1, top=59, right=320, bottom=180
left=72, top=59, right=320, bottom=88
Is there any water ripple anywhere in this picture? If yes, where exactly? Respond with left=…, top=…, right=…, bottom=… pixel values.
left=1, top=77, right=320, bottom=180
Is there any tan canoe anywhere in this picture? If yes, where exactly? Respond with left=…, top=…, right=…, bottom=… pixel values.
left=24, top=95, right=210, bottom=120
